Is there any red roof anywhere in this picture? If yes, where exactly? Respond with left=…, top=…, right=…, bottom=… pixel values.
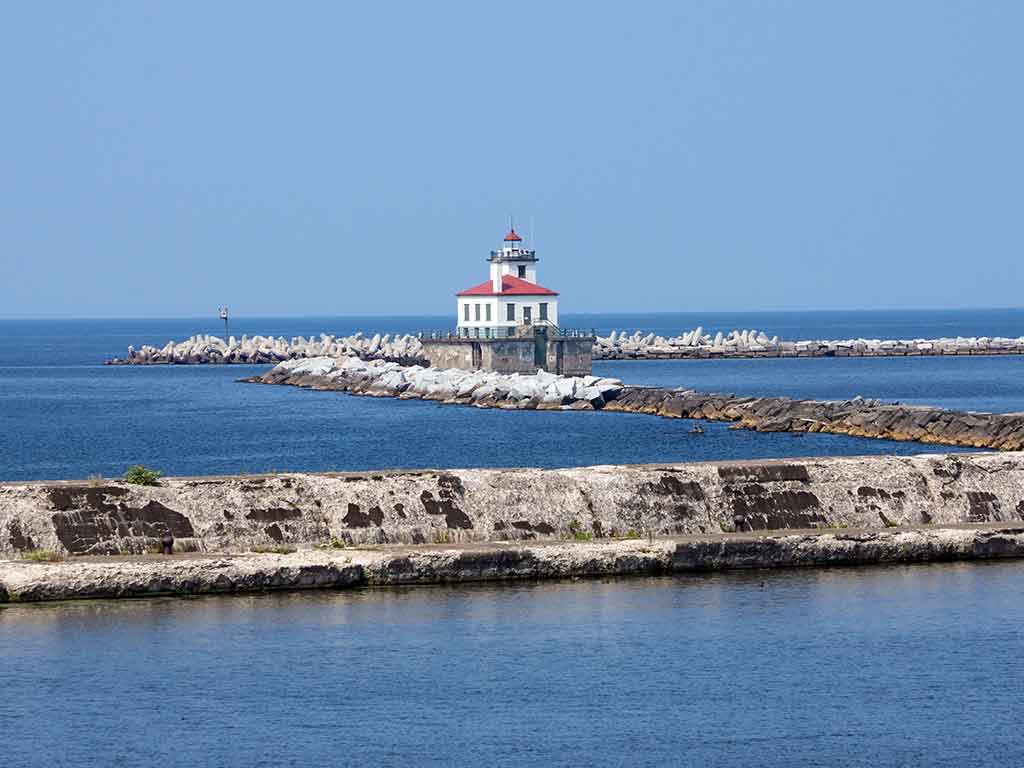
left=457, top=274, right=559, bottom=297
left=503, top=228, right=522, bottom=242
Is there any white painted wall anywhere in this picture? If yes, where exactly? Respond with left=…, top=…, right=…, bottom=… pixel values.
left=456, top=296, right=559, bottom=331
left=498, top=296, right=559, bottom=327
left=456, top=298, right=500, bottom=329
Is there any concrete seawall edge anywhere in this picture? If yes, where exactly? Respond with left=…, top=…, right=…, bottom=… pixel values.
left=3, top=524, right=1023, bottom=603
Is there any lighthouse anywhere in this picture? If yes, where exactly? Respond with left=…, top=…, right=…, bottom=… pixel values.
left=420, top=225, right=591, bottom=375
left=455, top=227, right=559, bottom=337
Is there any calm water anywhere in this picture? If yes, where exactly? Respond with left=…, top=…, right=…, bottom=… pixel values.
left=3, top=562, right=1023, bottom=767
left=5, top=309, right=1024, bottom=481
left=4, top=310, right=1024, bottom=767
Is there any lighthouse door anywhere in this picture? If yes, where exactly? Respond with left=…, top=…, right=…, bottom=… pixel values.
left=534, top=327, right=548, bottom=368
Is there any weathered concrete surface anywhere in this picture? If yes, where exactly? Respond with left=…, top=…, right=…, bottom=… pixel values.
left=421, top=336, right=594, bottom=376
left=2, top=524, right=1023, bottom=602
left=4, top=453, right=1024, bottom=558
left=249, top=357, right=1024, bottom=451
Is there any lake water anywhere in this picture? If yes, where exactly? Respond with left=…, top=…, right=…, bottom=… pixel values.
left=4, top=309, right=1024, bottom=481
left=4, top=311, right=1024, bottom=767
left=2, top=561, right=1023, bottom=767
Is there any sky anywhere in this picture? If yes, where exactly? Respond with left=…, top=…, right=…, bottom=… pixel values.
left=1, top=1, right=1021, bottom=318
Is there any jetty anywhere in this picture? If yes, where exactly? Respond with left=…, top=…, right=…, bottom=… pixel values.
left=243, top=356, right=1024, bottom=451
left=106, top=327, right=1024, bottom=366
left=595, top=327, right=1024, bottom=359
left=3, top=452, right=1024, bottom=601
left=106, top=332, right=429, bottom=366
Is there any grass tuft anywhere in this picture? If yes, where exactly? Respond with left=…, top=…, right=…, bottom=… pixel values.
left=123, top=465, right=162, bottom=486
left=567, top=519, right=593, bottom=541
left=21, top=549, right=65, bottom=562
left=433, top=530, right=453, bottom=545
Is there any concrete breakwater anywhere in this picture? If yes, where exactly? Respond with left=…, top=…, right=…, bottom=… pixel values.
left=595, top=327, right=1024, bottom=359
left=106, top=332, right=429, bottom=366
left=4, top=525, right=1024, bottom=602
left=3, top=453, right=1024, bottom=560
left=248, top=357, right=1024, bottom=450
left=105, top=327, right=1024, bottom=365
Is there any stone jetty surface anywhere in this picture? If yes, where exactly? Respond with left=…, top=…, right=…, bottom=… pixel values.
left=247, top=357, right=1024, bottom=450
left=4, top=453, right=1024, bottom=562
left=4, top=525, right=1024, bottom=602
left=105, top=327, right=1024, bottom=365
left=4, top=453, right=1024, bottom=602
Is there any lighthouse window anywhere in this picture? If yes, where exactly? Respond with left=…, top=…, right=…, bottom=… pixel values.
left=463, top=303, right=470, bottom=322
left=539, top=302, right=548, bottom=321
left=475, top=304, right=481, bottom=321
left=517, top=265, right=526, bottom=278
left=506, top=303, right=516, bottom=321
left=485, top=304, right=492, bottom=321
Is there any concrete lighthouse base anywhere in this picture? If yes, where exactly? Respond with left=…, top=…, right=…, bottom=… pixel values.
left=421, top=335, right=594, bottom=376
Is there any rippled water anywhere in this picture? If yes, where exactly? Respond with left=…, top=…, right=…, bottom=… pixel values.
left=5, top=311, right=1021, bottom=480
left=3, top=562, right=1023, bottom=767
left=4, top=311, right=1023, bottom=766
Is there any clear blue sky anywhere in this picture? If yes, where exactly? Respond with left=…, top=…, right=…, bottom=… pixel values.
left=2, top=1, right=1021, bottom=318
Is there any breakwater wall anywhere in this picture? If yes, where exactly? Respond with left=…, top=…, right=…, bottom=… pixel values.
left=248, top=356, right=626, bottom=408
left=605, top=387, right=1024, bottom=450
left=595, top=327, right=1024, bottom=359
left=105, top=328, right=1024, bottom=365
left=106, top=332, right=429, bottom=366
left=4, top=453, right=1024, bottom=560
left=4, top=525, right=1024, bottom=602
left=248, top=357, right=1024, bottom=450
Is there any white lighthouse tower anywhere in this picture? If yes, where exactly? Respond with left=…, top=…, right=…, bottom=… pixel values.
left=456, top=227, right=559, bottom=337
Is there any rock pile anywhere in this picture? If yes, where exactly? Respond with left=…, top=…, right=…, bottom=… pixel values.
left=107, top=327, right=1024, bottom=365
left=606, top=388, right=1024, bottom=450
left=594, top=327, right=1024, bottom=359
left=248, top=356, right=625, bottom=409
left=249, top=358, right=1024, bottom=451
left=106, top=332, right=428, bottom=366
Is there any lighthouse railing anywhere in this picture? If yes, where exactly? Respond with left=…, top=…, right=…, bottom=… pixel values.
left=422, top=325, right=596, bottom=341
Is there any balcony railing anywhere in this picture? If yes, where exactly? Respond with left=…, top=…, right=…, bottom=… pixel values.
left=488, top=249, right=537, bottom=260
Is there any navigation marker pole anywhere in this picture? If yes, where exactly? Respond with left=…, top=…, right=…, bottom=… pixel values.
left=219, top=306, right=229, bottom=338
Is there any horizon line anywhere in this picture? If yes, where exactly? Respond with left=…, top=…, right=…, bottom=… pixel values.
left=1, top=305, right=1023, bottom=322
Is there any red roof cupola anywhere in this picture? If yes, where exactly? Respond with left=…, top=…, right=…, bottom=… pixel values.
left=503, top=228, right=522, bottom=242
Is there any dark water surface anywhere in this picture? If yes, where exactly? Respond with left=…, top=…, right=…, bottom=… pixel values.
left=3, top=562, right=1023, bottom=767
left=5, top=310, right=1023, bottom=480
